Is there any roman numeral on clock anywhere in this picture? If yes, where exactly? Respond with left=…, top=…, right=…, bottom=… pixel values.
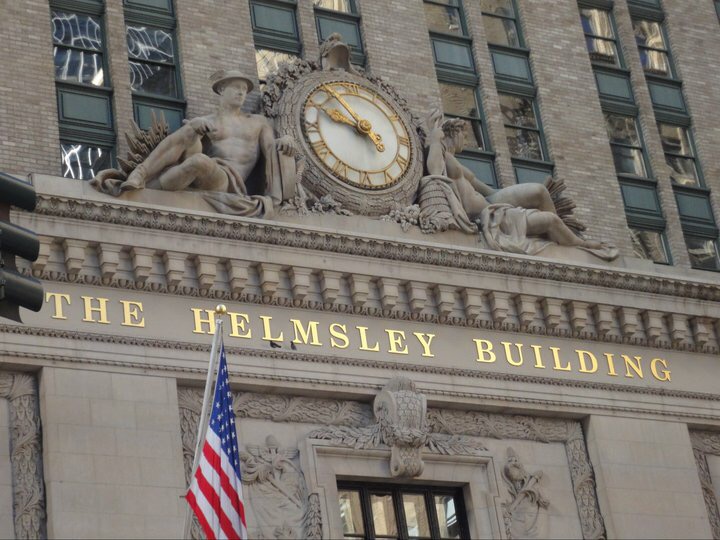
left=396, top=155, right=408, bottom=168
left=360, top=171, right=372, bottom=186
left=398, top=136, right=410, bottom=147
left=332, top=160, right=348, bottom=177
left=311, top=140, right=329, bottom=159
left=342, top=83, right=361, bottom=95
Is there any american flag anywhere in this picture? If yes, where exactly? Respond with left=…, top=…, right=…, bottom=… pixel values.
left=186, top=346, right=248, bottom=539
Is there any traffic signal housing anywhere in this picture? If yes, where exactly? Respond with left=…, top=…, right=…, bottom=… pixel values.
left=0, top=172, right=43, bottom=322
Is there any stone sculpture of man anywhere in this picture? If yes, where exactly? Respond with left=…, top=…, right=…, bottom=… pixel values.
left=424, top=108, right=613, bottom=256
left=113, top=70, right=288, bottom=205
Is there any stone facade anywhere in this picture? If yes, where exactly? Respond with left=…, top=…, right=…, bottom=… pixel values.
left=1, top=0, right=719, bottom=539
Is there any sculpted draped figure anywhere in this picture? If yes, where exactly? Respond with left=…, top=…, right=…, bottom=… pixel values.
left=423, top=108, right=617, bottom=259
left=92, top=70, right=298, bottom=215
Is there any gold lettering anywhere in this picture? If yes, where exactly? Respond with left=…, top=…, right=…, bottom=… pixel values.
left=120, top=301, right=145, bottom=328
left=45, top=292, right=71, bottom=320
left=290, top=319, right=322, bottom=346
left=622, top=355, right=644, bottom=378
left=576, top=350, right=598, bottom=374
left=81, top=296, right=110, bottom=324
left=191, top=308, right=215, bottom=335
left=260, top=316, right=284, bottom=343
left=604, top=353, right=619, bottom=376
left=530, top=344, right=546, bottom=369
left=329, top=323, right=350, bottom=349
left=357, top=326, right=380, bottom=352
left=228, top=312, right=252, bottom=339
left=550, top=347, right=571, bottom=371
left=413, top=332, right=436, bottom=357
left=473, top=339, right=496, bottom=363
left=386, top=330, right=409, bottom=355
left=650, top=358, right=671, bottom=382
left=501, top=342, right=525, bottom=367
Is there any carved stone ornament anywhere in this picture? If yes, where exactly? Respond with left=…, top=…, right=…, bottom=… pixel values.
left=690, top=430, right=720, bottom=539
left=0, top=372, right=47, bottom=539
left=309, top=376, right=487, bottom=477
left=502, top=447, right=550, bottom=539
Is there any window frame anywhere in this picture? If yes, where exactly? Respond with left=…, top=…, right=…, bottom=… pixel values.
left=632, top=17, right=676, bottom=80
left=603, top=111, right=653, bottom=180
left=337, top=481, right=470, bottom=540
left=578, top=5, right=626, bottom=69
left=313, top=1, right=366, bottom=66
left=497, top=90, right=548, bottom=163
left=479, top=0, right=525, bottom=49
left=423, top=0, right=468, bottom=37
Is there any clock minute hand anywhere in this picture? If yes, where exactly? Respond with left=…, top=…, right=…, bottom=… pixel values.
left=321, top=84, right=361, bottom=123
left=321, top=84, right=385, bottom=152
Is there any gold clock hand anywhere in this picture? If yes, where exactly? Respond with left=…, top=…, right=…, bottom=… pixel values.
left=322, top=106, right=357, bottom=127
left=320, top=84, right=385, bottom=152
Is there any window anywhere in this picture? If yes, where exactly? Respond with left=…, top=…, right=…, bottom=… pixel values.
left=313, top=0, right=365, bottom=66
left=440, top=82, right=484, bottom=150
left=424, top=0, right=464, bottom=35
left=499, top=93, right=544, bottom=160
left=604, top=114, right=648, bottom=177
left=338, top=483, right=469, bottom=540
left=580, top=7, right=621, bottom=67
left=657, top=123, right=701, bottom=187
left=632, top=19, right=672, bottom=77
left=250, top=0, right=301, bottom=83
left=684, top=235, right=720, bottom=270
left=630, top=227, right=670, bottom=263
left=51, top=2, right=115, bottom=180
left=124, top=0, right=184, bottom=132
left=480, top=0, right=520, bottom=48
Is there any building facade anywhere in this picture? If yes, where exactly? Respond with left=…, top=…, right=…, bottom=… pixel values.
left=1, top=0, right=720, bottom=538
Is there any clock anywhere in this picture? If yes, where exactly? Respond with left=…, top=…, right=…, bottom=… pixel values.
left=270, top=68, right=423, bottom=216
left=302, top=81, right=412, bottom=190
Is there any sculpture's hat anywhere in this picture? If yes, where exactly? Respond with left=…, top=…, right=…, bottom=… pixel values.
left=209, top=70, right=254, bottom=95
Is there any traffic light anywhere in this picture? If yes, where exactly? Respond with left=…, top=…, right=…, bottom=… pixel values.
left=0, top=172, right=43, bottom=322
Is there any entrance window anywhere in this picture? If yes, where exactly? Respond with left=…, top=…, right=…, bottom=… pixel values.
left=337, top=482, right=468, bottom=539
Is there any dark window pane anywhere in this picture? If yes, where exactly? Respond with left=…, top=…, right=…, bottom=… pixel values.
left=370, top=493, right=397, bottom=537
left=439, top=83, right=479, bottom=118
left=125, top=0, right=174, bottom=12
left=424, top=3, right=463, bottom=35
left=256, top=48, right=298, bottom=81
left=480, top=0, right=515, bottom=16
left=639, top=49, right=670, bottom=76
left=482, top=16, right=520, bottom=47
left=313, top=0, right=354, bottom=12
left=61, top=143, right=111, bottom=180
left=586, top=37, right=619, bottom=65
left=686, top=236, right=720, bottom=270
left=458, top=155, right=496, bottom=186
left=605, top=114, right=641, bottom=146
left=317, top=16, right=362, bottom=50
left=52, top=11, right=103, bottom=50
left=499, top=94, right=538, bottom=128
left=402, top=493, right=431, bottom=538
left=435, top=495, right=461, bottom=539
left=633, top=20, right=666, bottom=49
left=54, top=47, right=104, bottom=86
left=666, top=155, right=699, bottom=186
left=611, top=145, right=646, bottom=176
left=129, top=61, right=177, bottom=96
left=126, top=25, right=175, bottom=63
left=432, top=39, right=474, bottom=69
left=580, top=8, right=615, bottom=38
left=252, top=3, right=297, bottom=36
left=505, top=127, right=543, bottom=159
left=630, top=228, right=669, bottom=263
left=338, top=490, right=364, bottom=536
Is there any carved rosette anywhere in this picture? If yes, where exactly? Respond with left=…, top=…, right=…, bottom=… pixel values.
left=270, top=68, right=424, bottom=216
left=0, top=373, right=46, bottom=539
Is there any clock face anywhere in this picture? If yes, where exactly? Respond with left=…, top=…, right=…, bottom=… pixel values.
left=302, top=81, right=413, bottom=190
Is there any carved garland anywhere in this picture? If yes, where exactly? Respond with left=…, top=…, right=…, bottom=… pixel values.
left=177, top=386, right=607, bottom=540
left=33, top=195, right=720, bottom=303
left=690, top=430, right=720, bottom=539
left=0, top=372, right=46, bottom=539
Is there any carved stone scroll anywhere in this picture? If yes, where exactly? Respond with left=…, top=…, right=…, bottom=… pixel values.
left=690, top=430, right=720, bottom=539
left=0, top=372, right=46, bottom=539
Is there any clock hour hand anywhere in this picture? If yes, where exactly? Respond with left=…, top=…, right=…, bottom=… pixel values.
left=320, top=84, right=385, bottom=152
left=321, top=106, right=357, bottom=127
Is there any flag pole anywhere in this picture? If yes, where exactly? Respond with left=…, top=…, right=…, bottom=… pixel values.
left=183, top=304, right=227, bottom=540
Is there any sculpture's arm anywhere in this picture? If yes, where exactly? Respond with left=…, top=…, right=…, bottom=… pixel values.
left=457, top=158, right=496, bottom=197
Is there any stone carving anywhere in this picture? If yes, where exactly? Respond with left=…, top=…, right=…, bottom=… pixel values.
left=690, top=430, right=720, bottom=539
left=177, top=388, right=205, bottom=540
left=421, top=108, right=617, bottom=261
left=91, top=70, right=300, bottom=216
left=240, top=435, right=309, bottom=539
left=502, top=447, right=549, bottom=539
left=0, top=372, right=46, bottom=539
left=309, top=377, right=487, bottom=477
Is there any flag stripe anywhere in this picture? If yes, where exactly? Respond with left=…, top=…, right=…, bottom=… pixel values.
left=187, top=345, right=247, bottom=540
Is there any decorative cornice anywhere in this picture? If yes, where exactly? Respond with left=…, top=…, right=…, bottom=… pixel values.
left=3, top=325, right=720, bottom=422
left=34, top=195, right=720, bottom=303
